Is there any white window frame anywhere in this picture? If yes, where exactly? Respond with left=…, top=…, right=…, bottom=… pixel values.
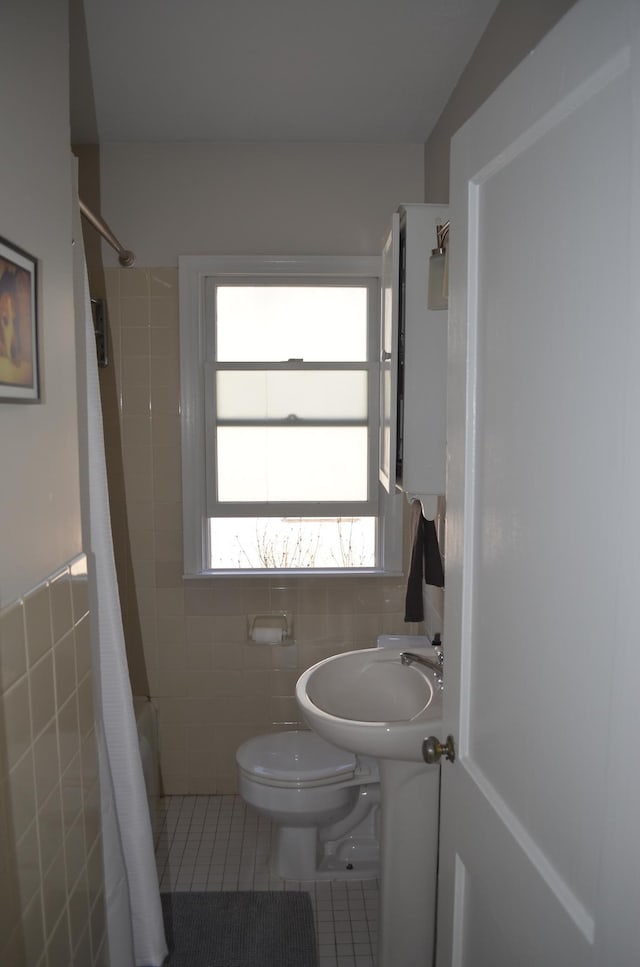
left=179, top=254, right=403, bottom=577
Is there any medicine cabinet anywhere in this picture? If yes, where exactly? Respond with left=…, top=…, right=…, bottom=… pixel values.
left=379, top=203, right=449, bottom=502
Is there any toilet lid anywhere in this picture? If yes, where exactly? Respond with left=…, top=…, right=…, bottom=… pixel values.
left=237, top=730, right=357, bottom=783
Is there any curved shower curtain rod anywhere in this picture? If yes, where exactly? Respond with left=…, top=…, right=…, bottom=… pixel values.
left=79, top=198, right=136, bottom=267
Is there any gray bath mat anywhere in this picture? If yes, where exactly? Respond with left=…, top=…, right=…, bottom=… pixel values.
left=160, top=891, right=318, bottom=967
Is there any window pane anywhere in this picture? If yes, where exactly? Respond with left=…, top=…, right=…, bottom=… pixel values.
left=209, top=516, right=376, bottom=569
left=216, top=286, right=368, bottom=361
left=216, top=427, right=368, bottom=502
left=217, top=371, right=368, bottom=420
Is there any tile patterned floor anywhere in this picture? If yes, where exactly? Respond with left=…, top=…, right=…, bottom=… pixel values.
left=153, top=794, right=379, bottom=967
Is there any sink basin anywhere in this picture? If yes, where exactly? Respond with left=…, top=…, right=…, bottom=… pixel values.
left=296, top=646, right=442, bottom=762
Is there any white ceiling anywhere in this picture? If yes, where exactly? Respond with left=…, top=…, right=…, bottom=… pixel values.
left=75, top=0, right=499, bottom=144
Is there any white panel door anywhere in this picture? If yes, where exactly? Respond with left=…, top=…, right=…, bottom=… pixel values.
left=438, top=1, right=640, bottom=965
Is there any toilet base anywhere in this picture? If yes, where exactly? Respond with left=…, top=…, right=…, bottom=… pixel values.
left=316, top=834, right=380, bottom=880
left=271, top=798, right=380, bottom=881
left=273, top=825, right=380, bottom=881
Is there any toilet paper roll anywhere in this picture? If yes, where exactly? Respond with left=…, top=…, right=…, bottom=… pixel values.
left=251, top=626, right=284, bottom=644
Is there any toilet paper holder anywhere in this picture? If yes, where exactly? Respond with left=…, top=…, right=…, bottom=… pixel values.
left=248, top=611, right=292, bottom=643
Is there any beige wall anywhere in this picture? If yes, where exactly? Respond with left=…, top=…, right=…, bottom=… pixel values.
left=0, top=4, right=107, bottom=965
left=0, top=559, right=107, bottom=966
left=424, top=0, right=577, bottom=202
left=93, top=142, right=425, bottom=268
left=0, top=1, right=83, bottom=608
left=93, top=263, right=424, bottom=794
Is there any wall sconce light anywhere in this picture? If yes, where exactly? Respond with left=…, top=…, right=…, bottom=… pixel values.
left=428, top=221, right=449, bottom=310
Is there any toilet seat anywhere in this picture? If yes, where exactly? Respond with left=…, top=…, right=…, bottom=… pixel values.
left=236, top=731, right=357, bottom=786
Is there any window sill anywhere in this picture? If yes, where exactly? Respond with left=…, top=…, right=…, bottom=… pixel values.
left=183, top=566, right=404, bottom=580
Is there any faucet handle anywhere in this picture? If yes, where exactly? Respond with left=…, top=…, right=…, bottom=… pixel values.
left=432, top=633, right=443, bottom=663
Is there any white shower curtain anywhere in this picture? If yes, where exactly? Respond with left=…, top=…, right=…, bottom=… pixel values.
left=73, top=189, right=168, bottom=967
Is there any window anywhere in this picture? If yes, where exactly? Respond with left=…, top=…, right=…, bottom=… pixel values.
left=179, top=255, right=402, bottom=575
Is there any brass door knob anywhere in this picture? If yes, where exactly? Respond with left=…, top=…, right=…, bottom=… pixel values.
left=422, top=735, right=456, bottom=764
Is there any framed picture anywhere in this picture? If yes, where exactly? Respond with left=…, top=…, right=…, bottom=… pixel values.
left=0, top=236, right=39, bottom=402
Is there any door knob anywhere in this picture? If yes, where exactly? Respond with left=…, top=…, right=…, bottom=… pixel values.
left=422, top=735, right=456, bottom=764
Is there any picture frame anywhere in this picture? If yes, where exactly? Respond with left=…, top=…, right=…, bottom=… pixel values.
left=0, top=236, right=39, bottom=402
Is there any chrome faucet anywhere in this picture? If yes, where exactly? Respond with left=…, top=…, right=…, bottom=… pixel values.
left=400, top=647, right=444, bottom=689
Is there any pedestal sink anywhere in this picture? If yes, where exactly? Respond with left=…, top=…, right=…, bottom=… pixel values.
left=296, top=645, right=442, bottom=967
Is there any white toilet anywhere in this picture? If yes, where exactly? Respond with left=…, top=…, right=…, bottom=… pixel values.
left=236, top=729, right=380, bottom=880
